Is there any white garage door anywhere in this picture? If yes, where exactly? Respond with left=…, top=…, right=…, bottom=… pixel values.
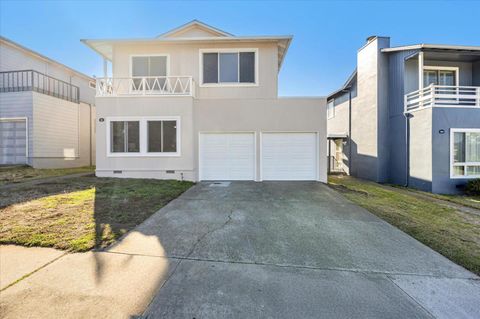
left=0, top=119, right=27, bottom=165
left=199, top=133, right=255, bottom=181
left=261, top=132, right=317, bottom=180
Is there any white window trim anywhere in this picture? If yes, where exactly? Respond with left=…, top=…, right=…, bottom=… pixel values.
left=327, top=99, right=335, bottom=119
left=450, top=128, right=480, bottom=179
left=106, top=116, right=181, bottom=157
left=423, top=66, right=460, bottom=87
left=199, top=48, right=259, bottom=87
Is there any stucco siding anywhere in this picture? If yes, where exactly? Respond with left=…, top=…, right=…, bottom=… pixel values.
left=0, top=91, right=34, bottom=165
left=408, top=108, right=432, bottom=192
left=111, top=42, right=278, bottom=100
left=195, top=97, right=327, bottom=182
left=431, top=108, right=480, bottom=194
left=95, top=97, right=195, bottom=181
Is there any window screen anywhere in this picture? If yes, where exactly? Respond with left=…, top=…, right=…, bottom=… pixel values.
left=110, top=121, right=140, bottom=153
left=203, top=53, right=218, bottom=84
left=147, top=120, right=177, bottom=153
left=239, top=52, right=255, bottom=83
left=202, top=51, right=255, bottom=84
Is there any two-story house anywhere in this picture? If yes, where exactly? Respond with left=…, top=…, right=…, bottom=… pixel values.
left=82, top=20, right=327, bottom=182
left=0, top=36, right=96, bottom=168
left=327, top=36, right=480, bottom=194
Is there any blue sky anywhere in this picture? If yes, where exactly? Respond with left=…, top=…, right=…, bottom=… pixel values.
left=1, top=0, right=479, bottom=96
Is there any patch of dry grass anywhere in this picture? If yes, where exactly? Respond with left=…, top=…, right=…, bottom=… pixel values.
left=0, top=165, right=94, bottom=185
left=0, top=176, right=193, bottom=251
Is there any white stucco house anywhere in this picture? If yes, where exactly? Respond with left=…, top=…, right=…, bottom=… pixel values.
left=0, top=36, right=96, bottom=168
left=82, top=20, right=327, bottom=182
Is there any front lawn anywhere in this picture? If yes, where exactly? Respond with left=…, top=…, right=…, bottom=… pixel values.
left=0, top=176, right=193, bottom=252
left=329, top=175, right=480, bottom=276
left=0, top=165, right=94, bottom=185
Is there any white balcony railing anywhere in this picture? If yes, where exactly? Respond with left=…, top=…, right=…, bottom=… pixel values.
left=405, top=85, right=480, bottom=112
left=96, top=76, right=194, bottom=97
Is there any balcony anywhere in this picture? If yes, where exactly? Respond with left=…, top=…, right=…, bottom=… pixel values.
left=405, top=85, right=480, bottom=112
left=0, top=70, right=80, bottom=103
left=96, top=76, right=195, bottom=97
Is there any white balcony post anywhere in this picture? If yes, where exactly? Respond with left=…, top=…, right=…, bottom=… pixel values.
left=418, top=52, right=424, bottom=108
left=142, top=78, right=146, bottom=95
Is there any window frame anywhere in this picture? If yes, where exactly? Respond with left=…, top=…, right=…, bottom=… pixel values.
left=106, top=116, right=181, bottom=157
left=450, top=128, right=480, bottom=179
left=327, top=99, right=335, bottom=119
left=199, top=48, right=259, bottom=87
left=130, top=54, right=170, bottom=80
left=422, top=66, right=459, bottom=87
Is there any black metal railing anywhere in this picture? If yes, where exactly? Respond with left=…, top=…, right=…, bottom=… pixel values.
left=0, top=70, right=80, bottom=103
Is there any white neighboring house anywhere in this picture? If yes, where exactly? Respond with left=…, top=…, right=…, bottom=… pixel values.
left=82, top=20, right=327, bottom=182
left=0, top=36, right=96, bottom=168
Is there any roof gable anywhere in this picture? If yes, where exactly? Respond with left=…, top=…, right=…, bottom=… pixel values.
left=157, top=20, right=233, bottom=38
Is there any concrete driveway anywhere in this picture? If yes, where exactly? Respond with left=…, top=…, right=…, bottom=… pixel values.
left=110, top=181, right=479, bottom=319
left=2, top=182, right=478, bottom=318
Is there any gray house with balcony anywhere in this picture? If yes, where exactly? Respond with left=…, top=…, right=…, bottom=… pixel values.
left=327, top=36, right=480, bottom=194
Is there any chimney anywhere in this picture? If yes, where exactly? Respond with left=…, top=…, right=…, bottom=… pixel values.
left=366, top=35, right=378, bottom=43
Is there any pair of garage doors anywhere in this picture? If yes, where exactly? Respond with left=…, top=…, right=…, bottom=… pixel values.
left=199, top=132, right=318, bottom=181
left=0, top=119, right=27, bottom=165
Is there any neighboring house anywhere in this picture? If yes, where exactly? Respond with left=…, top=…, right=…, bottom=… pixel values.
left=82, top=20, right=326, bottom=182
left=0, top=36, right=96, bottom=168
left=327, top=36, right=480, bottom=194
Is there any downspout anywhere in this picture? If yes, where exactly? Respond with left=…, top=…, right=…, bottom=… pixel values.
left=404, top=112, right=413, bottom=187
left=328, top=139, right=331, bottom=174
left=89, top=103, right=92, bottom=167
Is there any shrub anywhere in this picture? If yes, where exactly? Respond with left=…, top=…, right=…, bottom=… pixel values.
left=465, top=179, right=480, bottom=196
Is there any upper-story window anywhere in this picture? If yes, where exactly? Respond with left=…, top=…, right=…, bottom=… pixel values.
left=200, top=49, right=257, bottom=86
left=131, top=55, right=169, bottom=89
left=423, top=66, right=458, bottom=87
left=327, top=100, right=335, bottom=119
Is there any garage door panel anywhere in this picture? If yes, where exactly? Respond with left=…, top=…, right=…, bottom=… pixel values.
left=200, top=133, right=255, bottom=181
left=262, top=133, right=317, bottom=181
left=0, top=120, right=27, bottom=165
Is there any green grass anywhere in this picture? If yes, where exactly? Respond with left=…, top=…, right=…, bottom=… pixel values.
left=0, top=165, right=95, bottom=185
left=329, top=175, right=480, bottom=276
left=0, top=176, right=193, bottom=252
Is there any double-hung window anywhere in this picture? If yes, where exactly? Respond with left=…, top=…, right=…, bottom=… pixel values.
left=108, top=117, right=180, bottom=156
left=451, top=129, right=480, bottom=178
left=131, top=55, right=168, bottom=91
left=201, top=49, right=257, bottom=85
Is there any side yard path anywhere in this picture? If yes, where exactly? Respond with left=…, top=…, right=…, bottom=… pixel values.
left=329, top=175, right=480, bottom=276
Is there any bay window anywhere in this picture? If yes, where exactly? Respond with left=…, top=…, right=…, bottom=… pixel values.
left=451, top=129, right=480, bottom=178
left=108, top=117, right=180, bottom=156
left=201, top=49, right=257, bottom=85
